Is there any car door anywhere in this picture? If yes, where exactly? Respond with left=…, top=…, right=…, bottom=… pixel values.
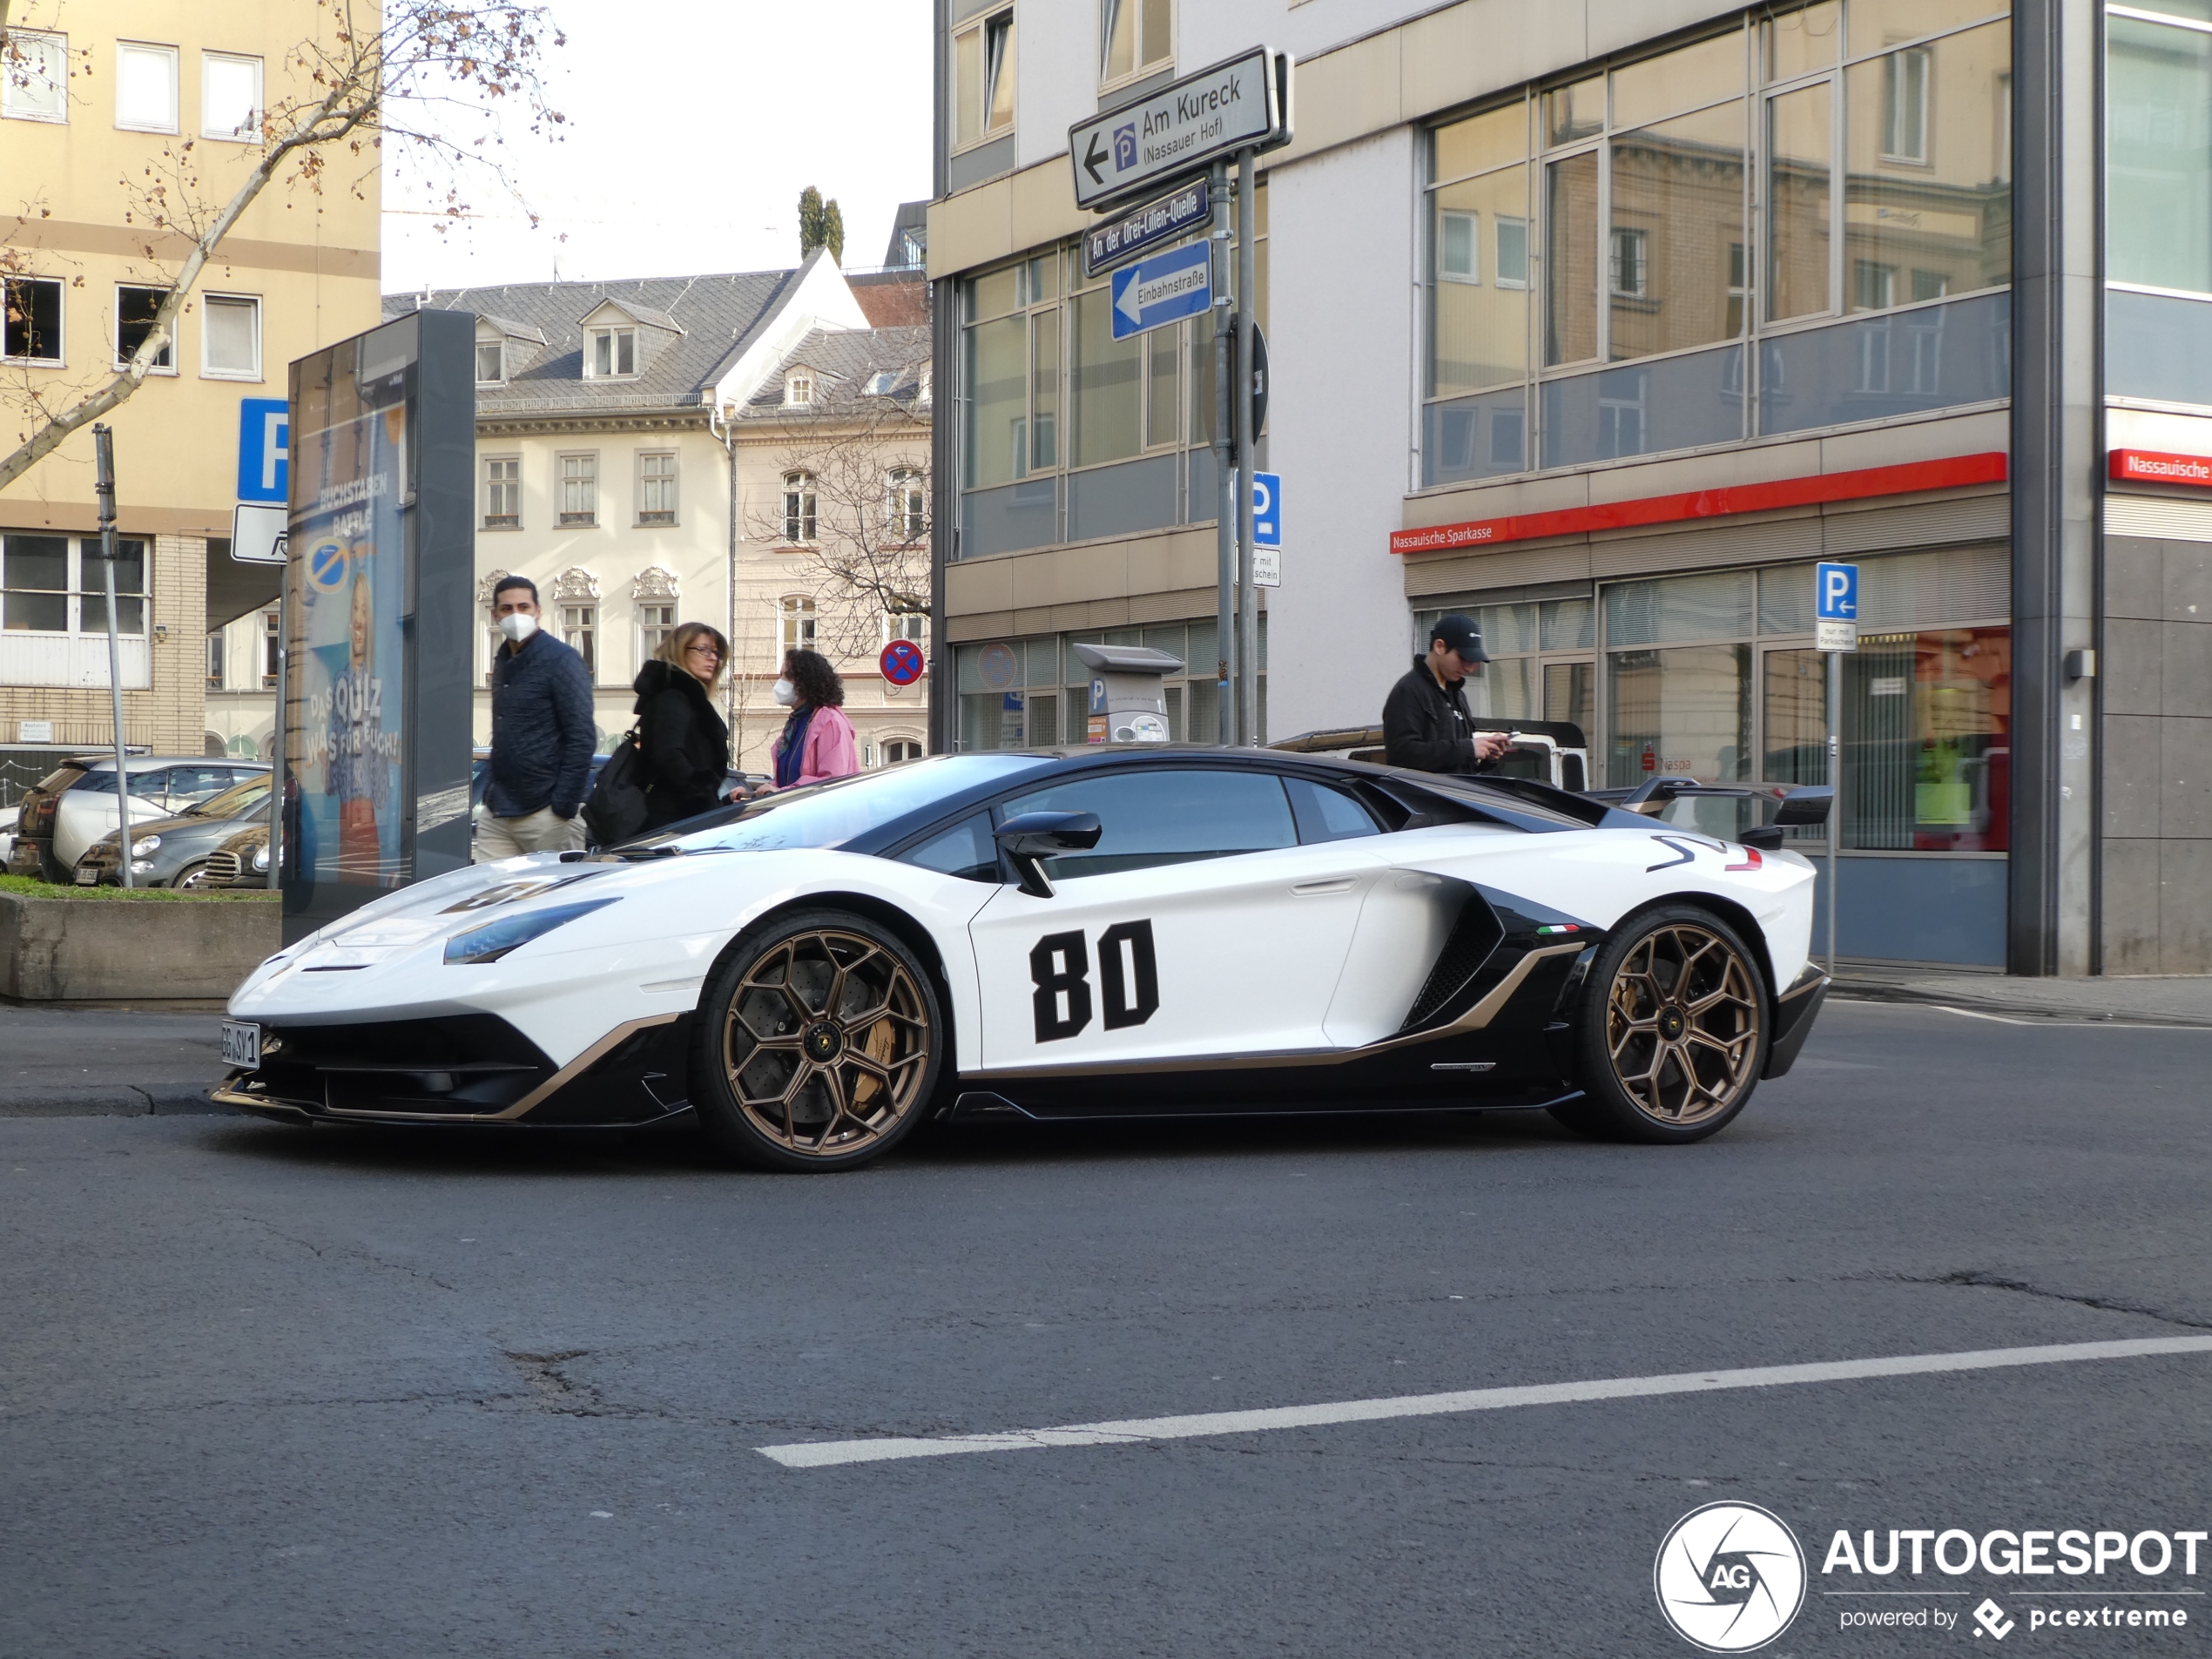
left=966, top=765, right=1393, bottom=1073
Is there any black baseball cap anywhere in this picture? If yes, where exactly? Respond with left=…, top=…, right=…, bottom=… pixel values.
left=1429, top=613, right=1491, bottom=663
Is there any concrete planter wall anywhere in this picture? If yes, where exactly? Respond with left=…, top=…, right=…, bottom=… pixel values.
left=0, top=893, right=279, bottom=1001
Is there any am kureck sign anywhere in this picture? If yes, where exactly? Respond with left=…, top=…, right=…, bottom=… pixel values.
left=1069, top=46, right=1292, bottom=213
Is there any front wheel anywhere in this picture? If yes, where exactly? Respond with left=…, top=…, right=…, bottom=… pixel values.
left=1553, top=905, right=1768, bottom=1144
left=173, top=860, right=214, bottom=891
left=690, top=909, right=941, bottom=1172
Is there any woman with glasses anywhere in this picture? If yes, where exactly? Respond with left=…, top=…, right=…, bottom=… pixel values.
left=631, top=621, right=742, bottom=830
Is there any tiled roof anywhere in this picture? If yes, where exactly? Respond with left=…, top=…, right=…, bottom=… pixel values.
left=382, top=266, right=802, bottom=415
left=739, top=325, right=933, bottom=419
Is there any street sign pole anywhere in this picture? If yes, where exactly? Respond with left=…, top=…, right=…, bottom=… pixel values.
left=1826, top=648, right=1839, bottom=975
left=1211, top=158, right=1234, bottom=746
left=91, top=425, right=132, bottom=887
left=1235, top=146, right=1259, bottom=747
left=1814, top=562, right=1859, bottom=976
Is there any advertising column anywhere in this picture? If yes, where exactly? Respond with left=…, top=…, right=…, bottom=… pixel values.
left=281, top=311, right=475, bottom=943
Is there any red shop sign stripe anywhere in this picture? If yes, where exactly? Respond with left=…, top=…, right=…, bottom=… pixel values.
left=2109, top=448, right=2212, bottom=487
left=1389, top=452, right=2010, bottom=556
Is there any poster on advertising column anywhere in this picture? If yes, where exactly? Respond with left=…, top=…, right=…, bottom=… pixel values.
left=292, top=388, right=407, bottom=886
left=280, top=309, right=475, bottom=943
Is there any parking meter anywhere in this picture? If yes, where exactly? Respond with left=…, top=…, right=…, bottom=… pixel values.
left=1071, top=644, right=1184, bottom=744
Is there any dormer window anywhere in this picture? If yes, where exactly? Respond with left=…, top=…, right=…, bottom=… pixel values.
left=864, top=369, right=900, bottom=396
left=475, top=341, right=505, bottom=384
left=785, top=370, right=814, bottom=407
left=590, top=327, right=637, bottom=378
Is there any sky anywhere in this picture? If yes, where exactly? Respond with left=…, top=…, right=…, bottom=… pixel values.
left=380, top=0, right=934, bottom=296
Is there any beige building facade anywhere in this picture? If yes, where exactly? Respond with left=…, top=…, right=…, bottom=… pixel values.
left=395, top=253, right=933, bottom=776
left=1, top=0, right=381, bottom=765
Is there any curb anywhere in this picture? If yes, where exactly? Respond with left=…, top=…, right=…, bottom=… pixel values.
left=0, top=1083, right=243, bottom=1118
left=1831, top=978, right=2212, bottom=1029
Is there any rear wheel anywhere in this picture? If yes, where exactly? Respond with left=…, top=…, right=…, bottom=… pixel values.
left=1553, top=906, right=1767, bottom=1144
left=690, top=909, right=941, bottom=1172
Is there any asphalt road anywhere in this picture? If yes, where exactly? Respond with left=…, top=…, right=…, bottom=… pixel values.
left=4, top=999, right=2209, bottom=1658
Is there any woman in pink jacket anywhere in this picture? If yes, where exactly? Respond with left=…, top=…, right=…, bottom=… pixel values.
left=765, top=648, right=860, bottom=791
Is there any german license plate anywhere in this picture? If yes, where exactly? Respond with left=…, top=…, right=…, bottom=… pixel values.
left=220, top=1020, right=261, bottom=1069
left=74, top=864, right=99, bottom=886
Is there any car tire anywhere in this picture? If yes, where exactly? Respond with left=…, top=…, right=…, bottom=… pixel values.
left=690, top=908, right=942, bottom=1173
left=37, top=845, right=69, bottom=884
left=1552, top=904, right=1769, bottom=1144
left=172, top=861, right=213, bottom=891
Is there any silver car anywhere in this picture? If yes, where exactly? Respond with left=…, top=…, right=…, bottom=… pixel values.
left=73, top=772, right=274, bottom=888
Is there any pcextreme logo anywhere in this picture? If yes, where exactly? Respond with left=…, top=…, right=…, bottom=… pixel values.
left=1655, top=1502, right=1809, bottom=1652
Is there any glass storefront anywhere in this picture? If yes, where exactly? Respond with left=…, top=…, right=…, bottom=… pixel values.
left=953, top=617, right=1267, bottom=752
left=1592, top=546, right=2009, bottom=848
left=1423, top=1, right=2012, bottom=483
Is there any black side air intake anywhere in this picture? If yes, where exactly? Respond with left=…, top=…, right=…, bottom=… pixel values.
left=1399, top=889, right=1506, bottom=1030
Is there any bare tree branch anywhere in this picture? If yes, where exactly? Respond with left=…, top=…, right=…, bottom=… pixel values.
left=0, top=0, right=563, bottom=491
left=746, top=380, right=933, bottom=664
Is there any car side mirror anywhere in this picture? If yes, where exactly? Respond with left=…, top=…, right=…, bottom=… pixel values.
left=994, top=811, right=1102, bottom=899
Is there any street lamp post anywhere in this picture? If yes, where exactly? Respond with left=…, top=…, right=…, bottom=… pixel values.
left=91, top=425, right=132, bottom=888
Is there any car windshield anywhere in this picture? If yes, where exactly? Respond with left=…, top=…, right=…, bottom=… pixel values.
left=185, top=777, right=271, bottom=819
left=654, top=755, right=1052, bottom=855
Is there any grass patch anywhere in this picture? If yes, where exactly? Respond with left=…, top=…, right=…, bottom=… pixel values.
left=0, top=873, right=275, bottom=902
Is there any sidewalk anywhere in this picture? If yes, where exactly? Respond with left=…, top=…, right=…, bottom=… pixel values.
left=1833, top=964, right=2212, bottom=1027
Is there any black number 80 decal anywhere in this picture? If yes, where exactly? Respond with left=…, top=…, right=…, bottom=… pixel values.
left=1029, top=919, right=1159, bottom=1043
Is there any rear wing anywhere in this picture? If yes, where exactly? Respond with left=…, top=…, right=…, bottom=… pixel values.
left=1582, top=779, right=1834, bottom=848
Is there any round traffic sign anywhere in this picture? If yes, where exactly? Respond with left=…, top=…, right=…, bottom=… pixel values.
left=880, top=638, right=927, bottom=686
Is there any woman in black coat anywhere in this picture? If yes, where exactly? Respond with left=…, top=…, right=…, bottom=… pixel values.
left=633, top=622, right=738, bottom=830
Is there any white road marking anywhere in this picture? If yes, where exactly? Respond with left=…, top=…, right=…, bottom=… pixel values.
left=757, top=1335, right=2212, bottom=1470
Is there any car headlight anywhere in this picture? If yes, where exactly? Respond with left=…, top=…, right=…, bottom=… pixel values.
left=252, top=844, right=271, bottom=871
left=131, top=835, right=162, bottom=855
left=444, top=898, right=617, bottom=966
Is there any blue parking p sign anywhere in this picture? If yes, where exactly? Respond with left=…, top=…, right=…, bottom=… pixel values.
left=1816, top=561, right=1858, bottom=621
left=237, top=398, right=288, bottom=503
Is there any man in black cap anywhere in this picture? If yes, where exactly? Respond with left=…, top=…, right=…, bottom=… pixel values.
left=1381, top=613, right=1512, bottom=773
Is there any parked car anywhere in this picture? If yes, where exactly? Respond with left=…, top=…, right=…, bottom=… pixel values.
left=1270, top=722, right=1591, bottom=792
left=6, top=758, right=271, bottom=883
left=0, top=804, right=17, bottom=867
left=73, top=773, right=274, bottom=888
left=203, top=820, right=273, bottom=888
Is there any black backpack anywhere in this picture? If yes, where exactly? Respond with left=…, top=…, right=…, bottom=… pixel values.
left=582, top=725, right=649, bottom=846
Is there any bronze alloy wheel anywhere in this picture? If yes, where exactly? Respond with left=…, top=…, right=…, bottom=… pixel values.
left=1558, top=905, right=1769, bottom=1143
left=1604, top=921, right=1761, bottom=1126
left=714, top=922, right=934, bottom=1165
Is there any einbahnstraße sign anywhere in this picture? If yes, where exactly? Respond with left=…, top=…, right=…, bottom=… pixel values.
left=1069, top=46, right=1290, bottom=213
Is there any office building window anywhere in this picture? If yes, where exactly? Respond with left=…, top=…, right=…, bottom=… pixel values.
left=201, top=293, right=260, bottom=379
left=0, top=534, right=146, bottom=634
left=558, top=454, right=597, bottom=526
left=114, top=285, right=175, bottom=370
left=3, top=276, right=64, bottom=364
left=1, top=30, right=66, bottom=122
left=116, top=41, right=179, bottom=133
left=201, top=51, right=262, bottom=141
left=483, top=456, right=521, bottom=529
left=1101, top=0, right=1170, bottom=86
left=1424, top=3, right=2012, bottom=482
left=782, top=471, right=817, bottom=543
left=954, top=7, right=1015, bottom=150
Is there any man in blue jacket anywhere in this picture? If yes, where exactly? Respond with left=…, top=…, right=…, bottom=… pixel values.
left=478, top=575, right=596, bottom=860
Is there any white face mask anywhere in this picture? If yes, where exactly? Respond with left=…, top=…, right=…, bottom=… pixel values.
left=497, top=611, right=538, bottom=644
left=772, top=678, right=797, bottom=707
